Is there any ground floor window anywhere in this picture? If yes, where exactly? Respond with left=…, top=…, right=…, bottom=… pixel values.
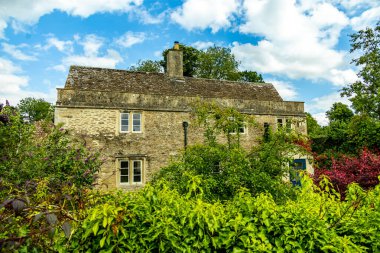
left=290, top=159, right=306, bottom=186
left=119, top=159, right=144, bottom=185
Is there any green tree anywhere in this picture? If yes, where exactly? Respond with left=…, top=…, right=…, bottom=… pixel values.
left=196, top=46, right=240, bottom=80
left=129, top=59, right=163, bottom=73
left=346, top=115, right=380, bottom=151
left=305, top=112, right=322, bottom=136
left=17, top=97, right=53, bottom=123
left=238, top=70, right=265, bottom=83
left=326, top=102, right=354, bottom=123
left=342, top=21, right=380, bottom=119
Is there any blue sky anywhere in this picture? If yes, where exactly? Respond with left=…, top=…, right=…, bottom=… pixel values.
left=0, top=0, right=379, bottom=125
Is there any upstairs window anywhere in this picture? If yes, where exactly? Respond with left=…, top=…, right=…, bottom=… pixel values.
left=277, top=118, right=283, bottom=128
left=277, top=117, right=293, bottom=131
left=120, top=112, right=142, bottom=133
left=133, top=113, right=141, bottom=132
left=286, top=119, right=292, bottom=130
left=121, top=113, right=129, bottom=132
left=228, top=116, right=246, bottom=134
left=263, top=122, right=270, bottom=142
left=230, top=124, right=246, bottom=134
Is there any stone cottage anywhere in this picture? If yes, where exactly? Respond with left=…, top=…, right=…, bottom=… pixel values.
left=55, top=42, right=311, bottom=189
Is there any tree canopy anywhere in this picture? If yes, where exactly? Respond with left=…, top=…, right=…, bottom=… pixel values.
left=17, top=97, right=53, bottom=123
left=128, top=59, right=163, bottom=73
left=342, top=21, right=380, bottom=119
left=326, top=102, right=354, bottom=123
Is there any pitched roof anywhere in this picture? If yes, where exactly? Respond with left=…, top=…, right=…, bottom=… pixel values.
left=64, top=66, right=283, bottom=102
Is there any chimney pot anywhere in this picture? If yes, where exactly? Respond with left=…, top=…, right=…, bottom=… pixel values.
left=173, top=41, right=180, bottom=50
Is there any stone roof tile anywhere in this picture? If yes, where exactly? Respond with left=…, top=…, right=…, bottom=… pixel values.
left=64, top=66, right=283, bottom=102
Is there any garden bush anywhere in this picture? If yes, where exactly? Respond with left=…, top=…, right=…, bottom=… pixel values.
left=64, top=176, right=380, bottom=252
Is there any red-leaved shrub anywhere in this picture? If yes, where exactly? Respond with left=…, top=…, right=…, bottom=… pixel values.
left=314, top=148, right=380, bottom=196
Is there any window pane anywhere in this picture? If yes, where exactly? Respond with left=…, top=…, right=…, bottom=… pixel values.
left=132, top=113, right=141, bottom=132
left=293, top=159, right=306, bottom=170
left=263, top=123, right=270, bottom=141
left=121, top=161, right=129, bottom=168
left=277, top=118, right=283, bottom=127
left=120, top=161, right=129, bottom=183
left=133, top=160, right=142, bottom=183
left=286, top=119, right=292, bottom=129
left=121, top=113, right=129, bottom=132
left=120, top=175, right=129, bottom=183
left=134, top=175, right=141, bottom=182
left=120, top=168, right=129, bottom=176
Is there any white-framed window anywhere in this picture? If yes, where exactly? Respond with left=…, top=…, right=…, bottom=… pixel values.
left=120, top=112, right=142, bottom=133
left=231, top=124, right=246, bottom=134
left=120, top=113, right=129, bottom=132
left=132, top=113, right=141, bottom=132
left=227, top=116, right=247, bottom=134
left=119, top=159, right=143, bottom=185
left=277, top=117, right=292, bottom=130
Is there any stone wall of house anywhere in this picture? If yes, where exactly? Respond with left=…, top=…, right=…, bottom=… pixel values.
left=55, top=101, right=307, bottom=189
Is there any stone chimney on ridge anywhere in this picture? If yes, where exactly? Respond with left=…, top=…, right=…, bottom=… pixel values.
left=166, top=41, right=183, bottom=79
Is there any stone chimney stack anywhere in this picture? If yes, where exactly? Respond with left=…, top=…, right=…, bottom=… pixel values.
left=166, top=41, right=183, bottom=79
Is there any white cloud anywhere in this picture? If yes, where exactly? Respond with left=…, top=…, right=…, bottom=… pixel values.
left=267, top=79, right=298, bottom=100
left=115, top=31, right=146, bottom=48
left=336, top=0, right=378, bottom=14
left=171, top=0, right=240, bottom=33
left=52, top=35, right=123, bottom=71
left=0, top=0, right=143, bottom=38
left=51, top=64, right=66, bottom=72
left=305, top=91, right=351, bottom=125
left=131, top=8, right=166, bottom=24
left=191, top=41, right=214, bottom=50
left=350, top=6, right=380, bottom=31
left=44, top=36, right=74, bottom=53
left=312, top=112, right=329, bottom=126
left=62, top=49, right=123, bottom=69
left=0, top=57, right=28, bottom=94
left=80, top=34, right=104, bottom=56
left=0, top=57, right=54, bottom=105
left=232, top=0, right=355, bottom=87
left=154, top=50, right=162, bottom=58
left=2, top=43, right=37, bottom=61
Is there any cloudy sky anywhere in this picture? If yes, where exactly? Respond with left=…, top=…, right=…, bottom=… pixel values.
left=0, top=0, right=379, bottom=125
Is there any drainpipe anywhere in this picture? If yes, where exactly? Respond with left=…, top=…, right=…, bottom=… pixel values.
left=182, top=121, right=189, bottom=149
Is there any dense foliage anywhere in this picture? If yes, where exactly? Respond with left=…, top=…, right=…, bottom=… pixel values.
left=308, top=23, right=380, bottom=196
left=3, top=175, right=380, bottom=252
left=153, top=102, right=306, bottom=203
left=0, top=104, right=101, bottom=187
left=17, top=97, right=54, bottom=123
left=69, top=177, right=380, bottom=252
left=315, top=149, right=380, bottom=196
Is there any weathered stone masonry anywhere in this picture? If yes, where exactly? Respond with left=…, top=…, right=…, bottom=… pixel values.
left=55, top=46, right=309, bottom=189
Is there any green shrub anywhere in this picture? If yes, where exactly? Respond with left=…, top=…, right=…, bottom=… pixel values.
left=65, top=176, right=379, bottom=252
